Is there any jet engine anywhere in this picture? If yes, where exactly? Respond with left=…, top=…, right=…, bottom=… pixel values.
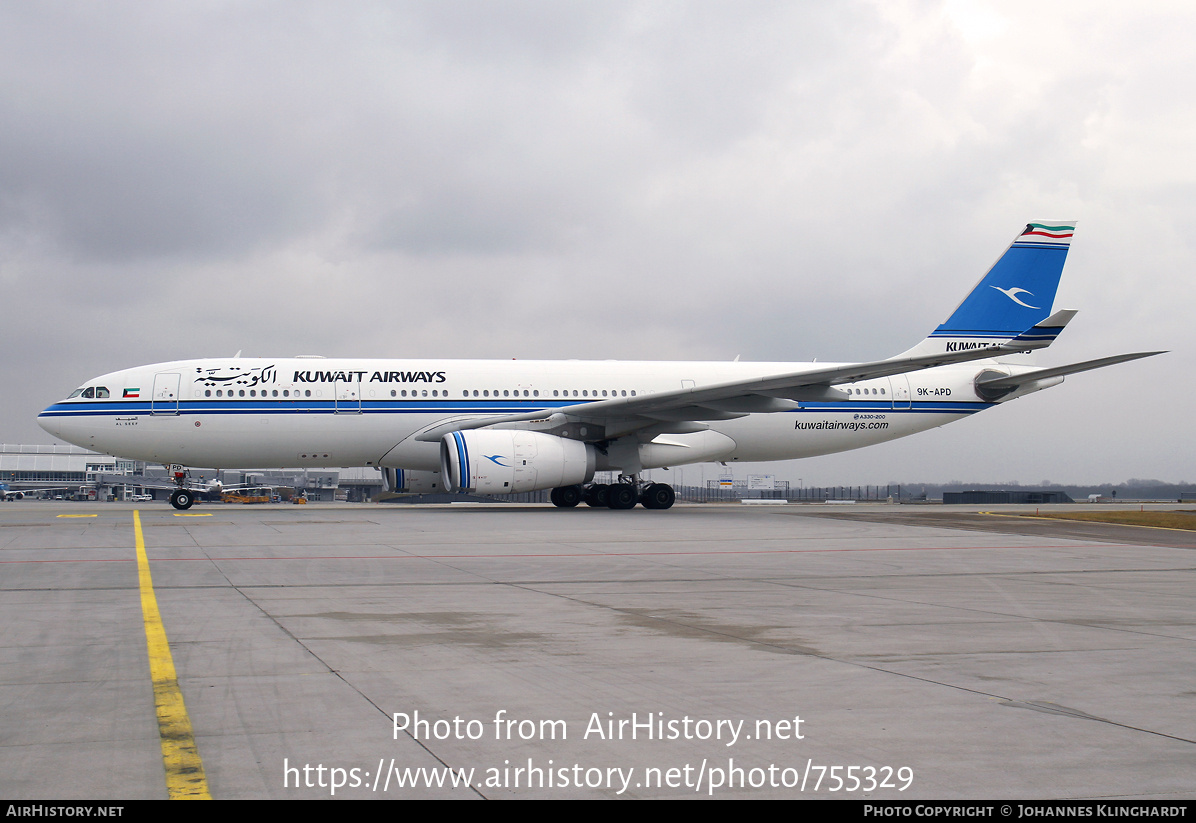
left=440, top=430, right=596, bottom=494
left=381, top=468, right=443, bottom=494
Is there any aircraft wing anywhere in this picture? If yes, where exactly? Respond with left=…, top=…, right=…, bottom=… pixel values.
left=116, top=481, right=286, bottom=494
left=416, top=313, right=1083, bottom=442
left=2, top=485, right=73, bottom=499
left=116, top=481, right=200, bottom=493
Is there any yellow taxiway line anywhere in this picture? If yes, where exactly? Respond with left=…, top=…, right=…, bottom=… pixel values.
left=134, top=510, right=211, bottom=799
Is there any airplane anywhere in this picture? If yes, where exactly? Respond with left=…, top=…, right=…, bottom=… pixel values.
left=37, top=221, right=1161, bottom=511
left=124, top=468, right=288, bottom=504
left=0, top=484, right=72, bottom=501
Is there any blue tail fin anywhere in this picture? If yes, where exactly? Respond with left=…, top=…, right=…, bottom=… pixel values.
left=897, top=222, right=1076, bottom=360
left=934, top=222, right=1074, bottom=338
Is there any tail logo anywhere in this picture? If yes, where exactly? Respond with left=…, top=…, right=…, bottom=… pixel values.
left=1020, top=223, right=1075, bottom=240
left=990, top=286, right=1039, bottom=309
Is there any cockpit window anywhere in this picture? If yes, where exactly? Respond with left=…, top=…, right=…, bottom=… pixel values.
left=74, top=386, right=110, bottom=399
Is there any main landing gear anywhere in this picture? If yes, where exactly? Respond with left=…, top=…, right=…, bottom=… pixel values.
left=550, top=480, right=676, bottom=510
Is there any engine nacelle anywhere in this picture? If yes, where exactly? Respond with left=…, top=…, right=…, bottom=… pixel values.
left=381, top=468, right=443, bottom=494
left=440, top=430, right=596, bottom=494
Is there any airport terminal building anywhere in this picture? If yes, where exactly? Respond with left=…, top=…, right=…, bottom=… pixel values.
left=0, top=443, right=378, bottom=502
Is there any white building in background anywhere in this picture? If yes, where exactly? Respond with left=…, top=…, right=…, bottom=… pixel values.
left=0, top=443, right=136, bottom=500
left=0, top=443, right=376, bottom=502
left=0, top=443, right=132, bottom=483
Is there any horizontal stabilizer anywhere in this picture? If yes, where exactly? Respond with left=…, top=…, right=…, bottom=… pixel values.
left=976, top=351, right=1164, bottom=399
left=1006, top=309, right=1077, bottom=349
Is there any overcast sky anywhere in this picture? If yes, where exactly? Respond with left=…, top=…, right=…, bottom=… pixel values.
left=2, top=1, right=1191, bottom=486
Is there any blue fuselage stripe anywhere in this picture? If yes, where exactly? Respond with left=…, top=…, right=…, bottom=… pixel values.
left=40, top=399, right=990, bottom=419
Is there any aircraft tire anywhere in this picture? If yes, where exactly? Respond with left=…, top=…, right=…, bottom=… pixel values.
left=607, top=484, right=639, bottom=510
left=584, top=484, right=610, bottom=507
left=170, top=489, right=194, bottom=510
left=640, top=483, right=676, bottom=510
left=550, top=485, right=582, bottom=508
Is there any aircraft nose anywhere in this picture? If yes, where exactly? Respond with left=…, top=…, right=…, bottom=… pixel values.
left=37, top=407, right=66, bottom=439
left=38, top=395, right=89, bottom=445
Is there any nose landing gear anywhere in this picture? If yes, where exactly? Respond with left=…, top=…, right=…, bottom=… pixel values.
left=168, top=465, right=195, bottom=510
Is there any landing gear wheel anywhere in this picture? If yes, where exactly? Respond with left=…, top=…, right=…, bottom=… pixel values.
left=169, top=489, right=194, bottom=510
left=640, top=483, right=676, bottom=510
left=550, top=485, right=582, bottom=508
left=608, top=484, right=639, bottom=510
left=584, top=484, right=610, bottom=508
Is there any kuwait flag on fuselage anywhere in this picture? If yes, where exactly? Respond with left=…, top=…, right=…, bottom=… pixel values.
left=124, top=388, right=140, bottom=398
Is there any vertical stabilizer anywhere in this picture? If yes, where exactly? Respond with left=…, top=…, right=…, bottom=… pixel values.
left=895, top=222, right=1075, bottom=361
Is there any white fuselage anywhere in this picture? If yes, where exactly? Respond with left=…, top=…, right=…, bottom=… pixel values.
left=37, top=356, right=1011, bottom=471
